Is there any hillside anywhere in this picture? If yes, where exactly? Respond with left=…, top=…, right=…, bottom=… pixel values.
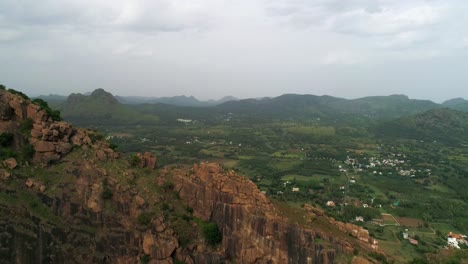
left=217, top=94, right=440, bottom=122
left=58, top=88, right=159, bottom=126
left=375, top=108, right=468, bottom=144
left=442, top=97, right=468, bottom=112
left=115, top=95, right=239, bottom=106
left=0, top=87, right=387, bottom=263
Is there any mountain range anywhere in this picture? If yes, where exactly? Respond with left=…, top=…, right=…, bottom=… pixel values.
left=38, top=92, right=239, bottom=107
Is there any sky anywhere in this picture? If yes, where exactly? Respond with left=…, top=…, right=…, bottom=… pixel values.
left=1, top=0, right=468, bottom=102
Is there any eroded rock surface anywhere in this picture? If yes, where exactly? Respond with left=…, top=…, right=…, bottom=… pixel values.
left=174, top=163, right=382, bottom=264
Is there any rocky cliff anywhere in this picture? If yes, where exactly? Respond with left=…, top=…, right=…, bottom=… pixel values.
left=173, top=163, right=381, bottom=264
left=0, top=89, right=118, bottom=165
left=1, top=89, right=380, bottom=263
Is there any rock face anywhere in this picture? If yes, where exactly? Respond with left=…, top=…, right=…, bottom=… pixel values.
left=174, top=163, right=382, bottom=264
left=137, top=152, right=157, bottom=170
left=0, top=89, right=118, bottom=165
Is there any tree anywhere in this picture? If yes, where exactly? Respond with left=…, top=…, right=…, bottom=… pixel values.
left=202, top=222, right=222, bottom=246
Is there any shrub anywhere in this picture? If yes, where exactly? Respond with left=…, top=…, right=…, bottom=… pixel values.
left=163, top=181, right=174, bottom=191
left=8, top=88, right=29, bottom=100
left=0, top=132, right=14, bottom=147
left=109, top=143, right=118, bottom=150
left=0, top=84, right=5, bottom=90
left=102, top=187, right=113, bottom=200
left=129, top=154, right=141, bottom=167
left=172, top=217, right=195, bottom=246
left=202, top=222, right=222, bottom=246
left=20, top=118, right=34, bottom=134
left=89, top=133, right=104, bottom=143
left=102, top=179, right=113, bottom=199
left=0, top=148, right=16, bottom=160
left=21, top=143, right=35, bottom=161
left=139, top=254, right=150, bottom=264
left=138, top=212, right=152, bottom=226
left=32, top=98, right=62, bottom=121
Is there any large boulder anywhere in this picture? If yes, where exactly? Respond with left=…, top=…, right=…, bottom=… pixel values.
left=137, top=152, right=157, bottom=170
left=3, top=158, right=17, bottom=169
left=33, top=141, right=56, bottom=152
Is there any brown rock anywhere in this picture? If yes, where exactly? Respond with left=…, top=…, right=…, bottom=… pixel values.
left=34, top=141, right=56, bottom=152
left=25, top=178, right=34, bottom=188
left=352, top=256, right=373, bottom=264
left=136, top=152, right=157, bottom=170
left=154, top=217, right=166, bottom=233
left=135, top=195, right=146, bottom=208
left=30, top=129, right=42, bottom=139
left=3, top=158, right=17, bottom=169
left=143, top=232, right=155, bottom=255
left=0, top=169, right=11, bottom=180
left=56, top=142, right=72, bottom=154
left=173, top=162, right=383, bottom=263
left=8, top=99, right=24, bottom=119
left=83, top=136, right=92, bottom=145
left=34, top=152, right=61, bottom=165
left=0, top=101, right=13, bottom=120
left=96, top=149, right=107, bottom=161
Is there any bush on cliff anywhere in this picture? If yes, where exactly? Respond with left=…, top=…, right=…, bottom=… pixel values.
left=32, top=98, right=62, bottom=121
left=8, top=88, right=29, bottom=100
left=201, top=222, right=222, bottom=246
left=0, top=132, right=14, bottom=147
left=20, top=118, right=34, bottom=134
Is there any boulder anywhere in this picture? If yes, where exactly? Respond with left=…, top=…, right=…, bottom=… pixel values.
left=56, top=142, right=72, bottom=154
left=25, top=178, right=34, bottom=188
left=0, top=169, right=11, bottom=180
left=34, top=141, right=56, bottom=152
left=135, top=195, right=146, bottom=208
left=8, top=98, right=24, bottom=119
left=3, top=158, right=17, bottom=169
left=352, top=256, right=373, bottom=264
left=137, top=152, right=157, bottom=170
left=143, top=232, right=155, bottom=255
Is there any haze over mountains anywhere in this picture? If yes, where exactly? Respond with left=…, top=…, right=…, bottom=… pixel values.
left=37, top=88, right=468, bottom=126
left=38, top=92, right=239, bottom=108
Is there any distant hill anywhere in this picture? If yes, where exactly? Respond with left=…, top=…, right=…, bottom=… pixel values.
left=58, top=89, right=159, bottom=125
left=442, top=97, right=468, bottom=112
left=216, top=94, right=440, bottom=122
left=375, top=108, right=468, bottom=144
left=115, top=95, right=239, bottom=106
left=442, top=97, right=467, bottom=107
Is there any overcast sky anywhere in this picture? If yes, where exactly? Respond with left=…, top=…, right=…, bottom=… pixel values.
left=1, top=0, right=468, bottom=101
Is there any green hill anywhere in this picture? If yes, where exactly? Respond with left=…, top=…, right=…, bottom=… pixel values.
left=375, top=108, right=468, bottom=144
left=217, top=94, right=440, bottom=122
left=442, top=97, right=468, bottom=112
left=59, top=88, right=159, bottom=125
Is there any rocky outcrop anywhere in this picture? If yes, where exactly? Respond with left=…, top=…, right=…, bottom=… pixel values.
left=0, top=89, right=118, bottom=165
left=137, top=152, right=157, bottom=170
left=174, top=163, right=381, bottom=264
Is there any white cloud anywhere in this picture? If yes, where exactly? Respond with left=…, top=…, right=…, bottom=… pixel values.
left=320, top=51, right=366, bottom=65
left=1, top=0, right=468, bottom=100
left=329, top=4, right=443, bottom=36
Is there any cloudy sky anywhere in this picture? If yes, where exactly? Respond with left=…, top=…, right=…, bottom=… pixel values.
left=1, top=0, right=468, bottom=101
